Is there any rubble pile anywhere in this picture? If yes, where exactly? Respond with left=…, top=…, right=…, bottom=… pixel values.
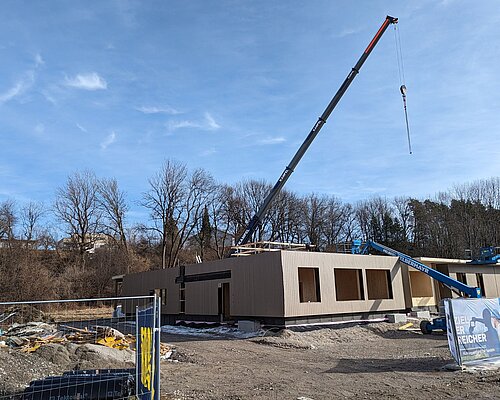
left=0, top=305, right=52, bottom=325
left=0, top=321, right=135, bottom=353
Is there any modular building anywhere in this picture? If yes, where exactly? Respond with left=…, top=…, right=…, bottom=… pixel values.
left=121, top=250, right=500, bottom=326
left=123, top=251, right=414, bottom=326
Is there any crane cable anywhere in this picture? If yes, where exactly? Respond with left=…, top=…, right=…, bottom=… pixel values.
left=394, top=24, right=412, bottom=154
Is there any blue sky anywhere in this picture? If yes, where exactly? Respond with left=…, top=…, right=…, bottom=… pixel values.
left=1, top=0, right=499, bottom=223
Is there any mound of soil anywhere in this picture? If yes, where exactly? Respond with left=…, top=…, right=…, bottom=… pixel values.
left=0, top=343, right=134, bottom=395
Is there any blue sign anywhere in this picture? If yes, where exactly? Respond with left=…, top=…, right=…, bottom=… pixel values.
left=137, top=305, right=160, bottom=400
left=446, top=298, right=500, bottom=364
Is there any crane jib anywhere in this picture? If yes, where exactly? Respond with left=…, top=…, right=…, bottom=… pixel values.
left=234, top=16, right=398, bottom=248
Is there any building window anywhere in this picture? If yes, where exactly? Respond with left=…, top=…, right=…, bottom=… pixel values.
left=334, top=269, right=365, bottom=301
left=298, top=267, right=321, bottom=303
left=409, top=271, right=433, bottom=297
left=476, top=274, right=486, bottom=297
left=456, top=273, right=467, bottom=285
left=366, top=270, right=393, bottom=300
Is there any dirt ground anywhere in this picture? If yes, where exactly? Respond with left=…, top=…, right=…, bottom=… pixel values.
left=2, top=320, right=500, bottom=399
left=160, top=322, right=500, bottom=400
left=0, top=343, right=134, bottom=396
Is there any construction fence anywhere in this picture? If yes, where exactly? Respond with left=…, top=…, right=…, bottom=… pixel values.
left=0, top=295, right=161, bottom=400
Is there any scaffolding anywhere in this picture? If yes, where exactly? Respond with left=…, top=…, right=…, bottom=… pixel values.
left=230, top=241, right=315, bottom=257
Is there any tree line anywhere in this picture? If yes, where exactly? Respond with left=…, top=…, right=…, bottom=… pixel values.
left=0, top=159, right=498, bottom=301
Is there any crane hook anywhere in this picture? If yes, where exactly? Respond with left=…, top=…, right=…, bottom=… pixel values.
left=400, top=85, right=412, bottom=154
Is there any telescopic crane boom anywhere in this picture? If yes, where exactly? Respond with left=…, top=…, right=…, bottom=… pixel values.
left=236, top=15, right=398, bottom=247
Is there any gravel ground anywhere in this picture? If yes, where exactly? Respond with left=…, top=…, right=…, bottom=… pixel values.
left=2, top=321, right=500, bottom=399
left=159, top=322, right=500, bottom=400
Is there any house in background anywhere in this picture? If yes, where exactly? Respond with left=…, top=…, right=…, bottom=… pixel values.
left=58, top=233, right=114, bottom=254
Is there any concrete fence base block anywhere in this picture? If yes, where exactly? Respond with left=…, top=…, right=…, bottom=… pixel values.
left=410, top=310, right=431, bottom=319
left=238, top=320, right=261, bottom=332
left=386, top=313, right=407, bottom=324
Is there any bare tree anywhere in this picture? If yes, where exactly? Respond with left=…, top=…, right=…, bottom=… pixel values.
left=393, top=196, right=412, bottom=243
left=268, top=189, right=302, bottom=244
left=54, top=171, right=101, bottom=261
left=20, top=201, right=45, bottom=245
left=142, top=160, right=215, bottom=268
left=97, top=178, right=128, bottom=250
left=237, top=179, right=273, bottom=242
left=323, top=196, right=351, bottom=249
left=208, top=184, right=245, bottom=259
left=0, top=199, right=16, bottom=242
left=301, top=193, right=328, bottom=248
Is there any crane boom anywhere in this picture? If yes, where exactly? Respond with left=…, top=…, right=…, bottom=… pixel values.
left=236, top=15, right=398, bottom=247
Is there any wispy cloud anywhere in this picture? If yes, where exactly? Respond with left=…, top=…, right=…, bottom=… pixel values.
left=0, top=54, right=46, bottom=104
left=136, top=105, right=182, bottom=115
left=167, top=112, right=221, bottom=132
left=76, top=123, right=88, bottom=133
left=204, top=112, right=220, bottom=130
left=200, top=148, right=217, bottom=157
left=168, top=120, right=199, bottom=130
left=42, top=90, right=57, bottom=105
left=0, top=70, right=35, bottom=104
left=100, top=131, right=116, bottom=149
left=34, top=123, right=45, bottom=135
left=333, top=27, right=363, bottom=39
left=35, top=53, right=44, bottom=67
left=258, top=136, right=286, bottom=145
left=65, top=72, right=107, bottom=90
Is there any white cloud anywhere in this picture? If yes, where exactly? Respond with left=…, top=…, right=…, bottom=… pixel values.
left=136, top=105, right=182, bottom=115
left=35, top=53, right=44, bottom=66
left=201, top=148, right=217, bottom=157
left=168, top=120, right=200, bottom=130
left=100, top=131, right=116, bottom=150
left=0, top=71, right=35, bottom=104
left=167, top=112, right=221, bottom=132
left=204, top=112, right=220, bottom=130
left=65, top=73, right=107, bottom=90
left=34, top=123, right=45, bottom=134
left=333, top=27, right=363, bottom=39
left=258, top=136, right=286, bottom=145
left=76, top=123, right=88, bottom=133
left=42, top=90, right=57, bottom=105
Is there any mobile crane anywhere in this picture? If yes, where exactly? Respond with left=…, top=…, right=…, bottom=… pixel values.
left=351, top=239, right=482, bottom=333
left=235, top=15, right=399, bottom=247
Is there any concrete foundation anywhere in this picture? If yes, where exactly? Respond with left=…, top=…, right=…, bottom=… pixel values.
left=386, top=313, right=407, bottom=323
left=238, top=320, right=262, bottom=332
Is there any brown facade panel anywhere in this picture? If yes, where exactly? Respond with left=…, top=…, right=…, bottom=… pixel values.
left=282, top=251, right=405, bottom=318
left=334, top=269, right=364, bottom=301
left=409, top=271, right=433, bottom=297
left=366, top=269, right=393, bottom=300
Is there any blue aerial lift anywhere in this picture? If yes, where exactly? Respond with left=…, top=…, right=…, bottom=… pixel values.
left=467, top=246, right=500, bottom=265
left=351, top=239, right=482, bottom=333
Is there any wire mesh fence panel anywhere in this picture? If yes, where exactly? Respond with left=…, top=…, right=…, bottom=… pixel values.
left=0, top=296, right=159, bottom=400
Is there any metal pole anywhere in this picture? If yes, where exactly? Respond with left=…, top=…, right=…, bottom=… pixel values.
left=155, top=297, right=161, bottom=400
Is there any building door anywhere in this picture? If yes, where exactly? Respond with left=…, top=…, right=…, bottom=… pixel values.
left=218, top=283, right=231, bottom=321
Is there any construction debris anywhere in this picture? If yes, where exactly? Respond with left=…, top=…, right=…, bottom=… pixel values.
left=398, top=322, right=414, bottom=331
left=0, top=305, right=52, bottom=325
left=0, top=322, right=134, bottom=353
